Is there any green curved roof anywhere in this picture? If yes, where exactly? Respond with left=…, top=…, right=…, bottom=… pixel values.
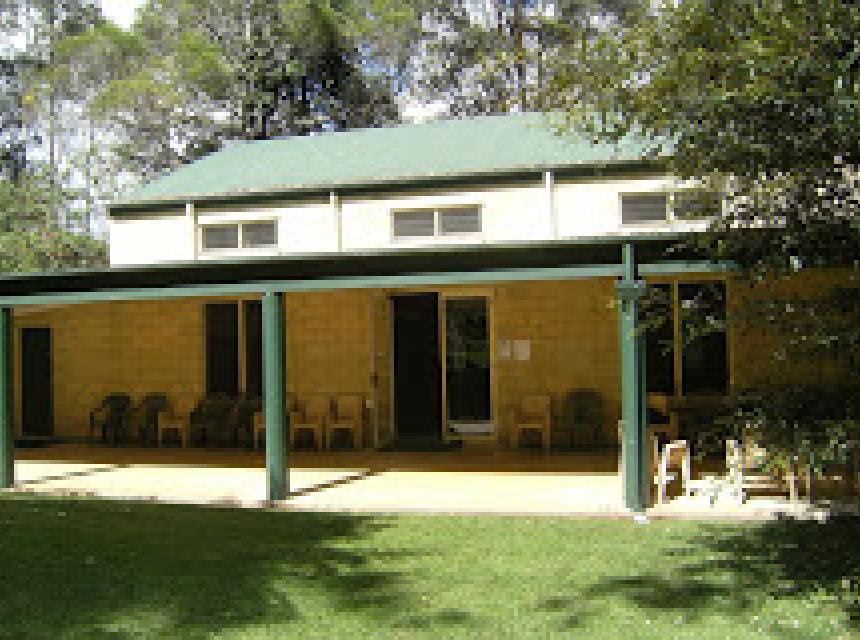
left=116, top=113, right=662, bottom=208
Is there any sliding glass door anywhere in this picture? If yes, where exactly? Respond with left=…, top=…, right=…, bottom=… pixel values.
left=442, top=295, right=494, bottom=440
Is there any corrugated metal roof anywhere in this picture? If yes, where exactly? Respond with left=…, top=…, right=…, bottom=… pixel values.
left=116, top=113, right=662, bottom=207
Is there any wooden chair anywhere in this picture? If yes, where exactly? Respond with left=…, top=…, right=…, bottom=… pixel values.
left=513, top=394, right=552, bottom=450
left=156, top=396, right=189, bottom=447
left=327, top=394, right=365, bottom=449
left=291, top=394, right=330, bottom=450
left=253, top=410, right=265, bottom=450
left=253, top=394, right=296, bottom=450
left=647, top=393, right=680, bottom=441
left=652, top=437, right=692, bottom=504
left=725, top=438, right=798, bottom=504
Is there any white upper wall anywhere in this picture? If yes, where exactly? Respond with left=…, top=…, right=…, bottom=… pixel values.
left=109, top=209, right=193, bottom=265
left=108, top=173, right=705, bottom=266
left=195, top=199, right=337, bottom=259
left=341, top=180, right=551, bottom=252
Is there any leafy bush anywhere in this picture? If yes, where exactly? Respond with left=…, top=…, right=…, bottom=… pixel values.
left=698, top=384, right=860, bottom=475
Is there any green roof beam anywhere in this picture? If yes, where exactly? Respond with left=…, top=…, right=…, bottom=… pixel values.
left=0, top=260, right=734, bottom=308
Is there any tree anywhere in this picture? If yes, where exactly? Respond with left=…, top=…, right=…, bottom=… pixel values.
left=541, top=0, right=860, bottom=470
left=89, top=0, right=401, bottom=180
left=401, top=0, right=636, bottom=116
left=0, top=169, right=107, bottom=271
left=1, top=0, right=106, bottom=225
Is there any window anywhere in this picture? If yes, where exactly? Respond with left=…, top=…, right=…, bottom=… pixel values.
left=644, top=281, right=729, bottom=396
left=200, top=220, right=277, bottom=253
left=438, top=207, right=482, bottom=235
left=672, top=190, right=722, bottom=221
left=392, top=210, right=435, bottom=238
left=622, top=190, right=723, bottom=226
left=621, top=193, right=669, bottom=225
left=644, top=283, right=675, bottom=394
left=242, top=222, right=277, bottom=248
left=392, top=206, right=482, bottom=240
left=202, top=225, right=239, bottom=251
left=680, top=282, right=728, bottom=394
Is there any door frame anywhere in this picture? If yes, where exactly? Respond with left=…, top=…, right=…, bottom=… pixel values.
left=371, top=290, right=394, bottom=449
left=439, top=289, right=497, bottom=446
left=373, top=286, right=499, bottom=447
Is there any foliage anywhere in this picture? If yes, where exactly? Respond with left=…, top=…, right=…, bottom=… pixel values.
left=402, top=0, right=636, bottom=116
left=1, top=0, right=109, bottom=239
left=543, top=0, right=860, bottom=342
left=0, top=171, right=107, bottom=271
left=84, top=0, right=401, bottom=180
left=697, top=384, right=860, bottom=478
left=540, top=0, right=860, bottom=466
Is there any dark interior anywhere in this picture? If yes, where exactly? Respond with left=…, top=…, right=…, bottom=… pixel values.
left=21, top=327, right=53, bottom=436
left=244, top=300, right=263, bottom=398
left=392, top=293, right=441, bottom=437
left=205, top=303, right=239, bottom=396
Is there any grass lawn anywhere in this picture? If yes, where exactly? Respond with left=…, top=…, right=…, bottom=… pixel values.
left=0, top=496, right=858, bottom=639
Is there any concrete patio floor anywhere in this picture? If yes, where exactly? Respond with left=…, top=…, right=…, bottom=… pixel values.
left=6, top=447, right=624, bottom=515
left=4, top=445, right=836, bottom=520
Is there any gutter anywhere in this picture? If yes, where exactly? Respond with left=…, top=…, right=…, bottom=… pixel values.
left=108, top=158, right=669, bottom=217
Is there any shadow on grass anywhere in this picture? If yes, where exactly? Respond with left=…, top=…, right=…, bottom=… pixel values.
left=562, top=515, right=860, bottom=631
left=0, top=496, right=412, bottom=639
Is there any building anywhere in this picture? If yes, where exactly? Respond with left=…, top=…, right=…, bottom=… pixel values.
left=0, top=113, right=797, bottom=511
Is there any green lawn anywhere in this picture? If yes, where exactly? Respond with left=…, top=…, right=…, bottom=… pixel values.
left=0, top=496, right=857, bottom=639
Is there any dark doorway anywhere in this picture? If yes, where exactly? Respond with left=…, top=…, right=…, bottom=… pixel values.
left=392, top=293, right=441, bottom=437
left=21, top=327, right=53, bottom=436
left=244, top=300, right=263, bottom=398
left=205, top=303, right=239, bottom=396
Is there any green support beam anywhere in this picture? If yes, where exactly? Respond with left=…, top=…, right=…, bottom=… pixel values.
left=262, top=291, right=288, bottom=501
left=0, top=260, right=735, bottom=308
left=0, top=307, right=12, bottom=489
left=0, top=264, right=626, bottom=307
left=616, top=244, right=648, bottom=512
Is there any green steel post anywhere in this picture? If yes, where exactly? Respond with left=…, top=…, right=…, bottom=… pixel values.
left=262, top=291, right=288, bottom=501
left=0, top=307, right=12, bottom=488
left=616, top=244, right=647, bottom=512
left=639, top=325, right=649, bottom=507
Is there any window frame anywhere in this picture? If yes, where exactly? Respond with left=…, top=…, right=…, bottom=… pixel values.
left=644, top=277, right=731, bottom=399
left=620, top=189, right=723, bottom=228
left=199, top=219, right=279, bottom=255
left=619, top=191, right=672, bottom=226
left=391, top=205, right=483, bottom=242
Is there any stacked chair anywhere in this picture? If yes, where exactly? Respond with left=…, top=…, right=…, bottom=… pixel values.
left=88, top=393, right=132, bottom=446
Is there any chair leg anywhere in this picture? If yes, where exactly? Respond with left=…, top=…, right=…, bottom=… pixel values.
left=682, top=450, right=691, bottom=496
